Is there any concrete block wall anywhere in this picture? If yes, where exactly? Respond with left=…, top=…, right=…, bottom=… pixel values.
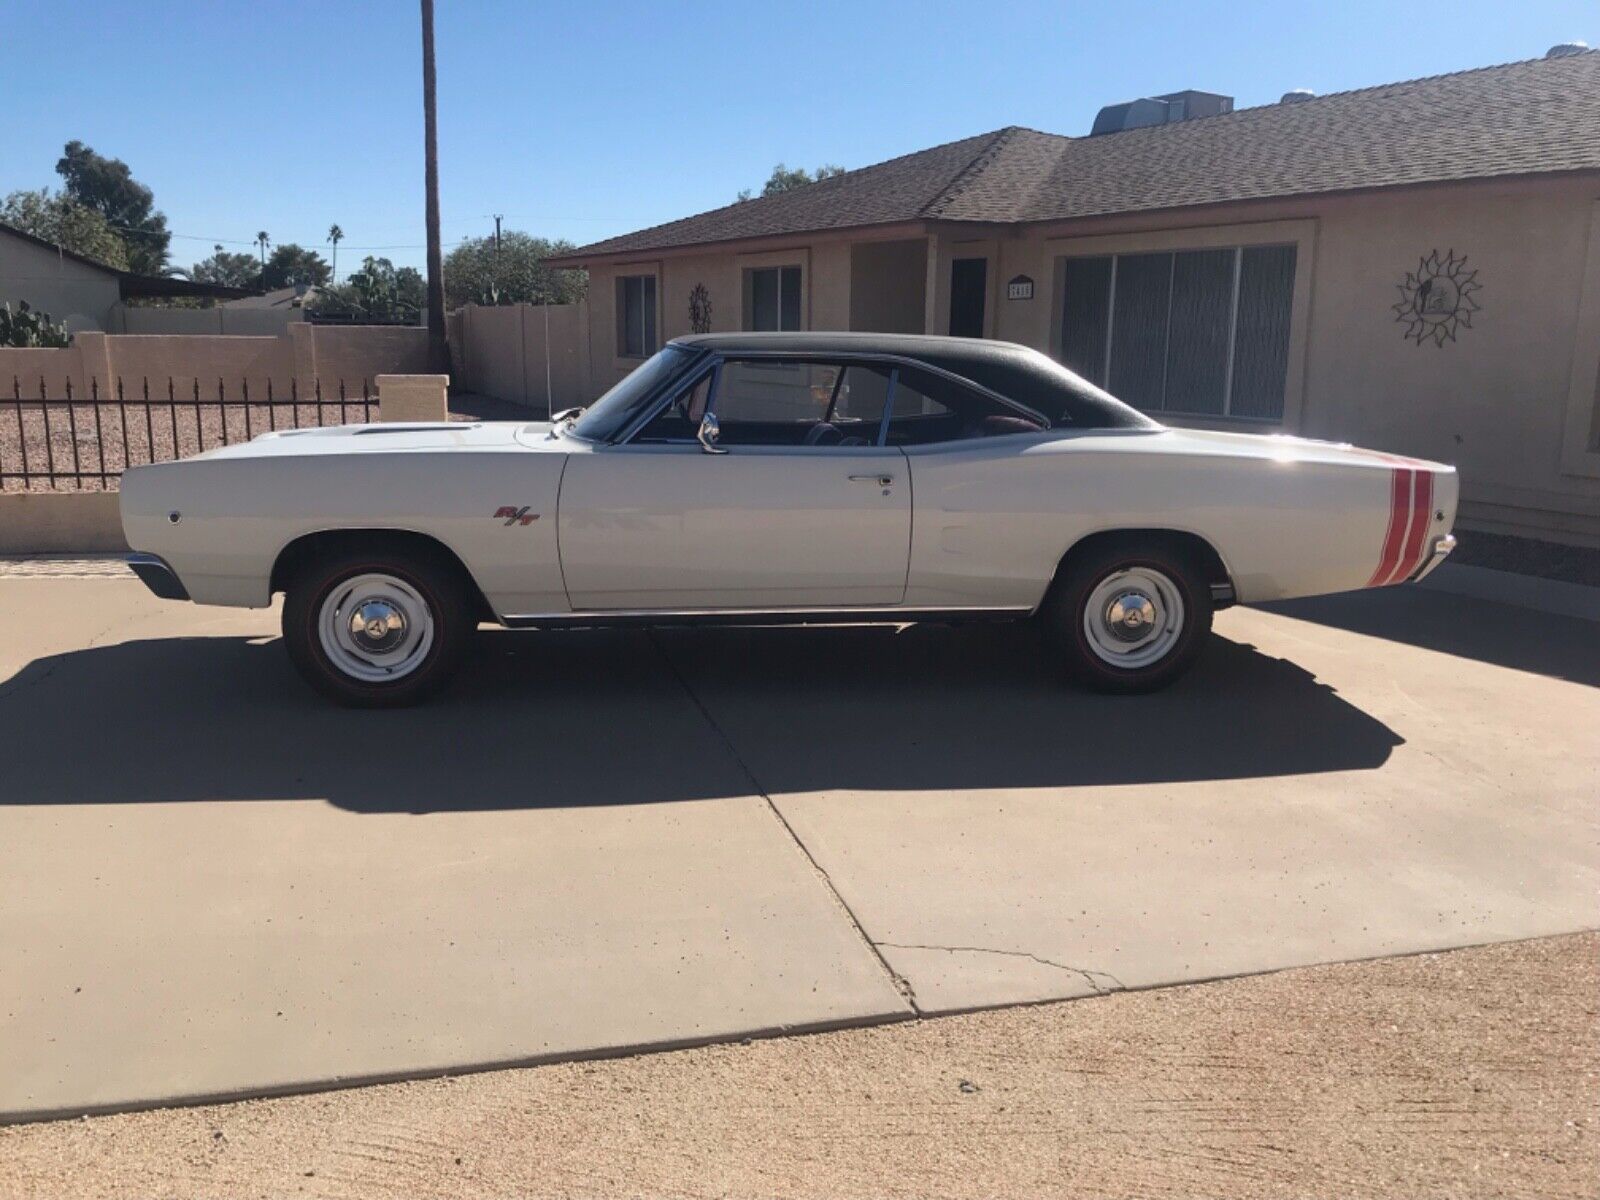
left=456, top=302, right=591, bottom=414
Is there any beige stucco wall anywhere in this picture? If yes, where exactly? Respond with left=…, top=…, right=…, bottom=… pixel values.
left=0, top=326, right=433, bottom=403
left=456, top=302, right=589, bottom=414
left=849, top=238, right=927, bottom=333
left=113, top=304, right=304, bottom=337
left=0, top=234, right=120, bottom=332
left=0, top=491, right=126, bottom=554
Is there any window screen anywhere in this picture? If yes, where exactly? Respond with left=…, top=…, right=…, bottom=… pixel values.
left=1107, top=252, right=1172, bottom=413
left=746, top=266, right=802, bottom=331
left=1230, top=246, right=1297, bottom=420
left=1058, top=244, right=1297, bottom=420
left=615, top=275, right=657, bottom=358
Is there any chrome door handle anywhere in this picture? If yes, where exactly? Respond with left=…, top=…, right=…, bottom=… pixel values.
left=849, top=473, right=895, bottom=486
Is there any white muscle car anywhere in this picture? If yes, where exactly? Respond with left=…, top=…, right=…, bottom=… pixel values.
left=121, top=333, right=1458, bottom=706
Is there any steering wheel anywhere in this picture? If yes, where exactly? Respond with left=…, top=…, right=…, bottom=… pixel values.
left=804, top=422, right=843, bottom=446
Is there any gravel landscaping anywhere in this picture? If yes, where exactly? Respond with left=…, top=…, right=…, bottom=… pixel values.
left=0, top=397, right=375, bottom=492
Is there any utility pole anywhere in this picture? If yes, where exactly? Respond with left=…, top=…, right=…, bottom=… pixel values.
left=421, top=0, right=449, bottom=369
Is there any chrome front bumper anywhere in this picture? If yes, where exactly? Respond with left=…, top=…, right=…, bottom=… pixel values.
left=126, top=553, right=190, bottom=601
left=1410, top=533, right=1457, bottom=583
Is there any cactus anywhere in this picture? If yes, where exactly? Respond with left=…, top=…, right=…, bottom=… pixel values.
left=0, top=300, right=70, bottom=348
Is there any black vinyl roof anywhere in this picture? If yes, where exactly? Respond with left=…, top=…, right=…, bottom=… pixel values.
left=669, top=332, right=1155, bottom=430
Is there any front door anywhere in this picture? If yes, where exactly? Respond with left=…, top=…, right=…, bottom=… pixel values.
left=949, top=257, right=988, bottom=338
left=558, top=358, right=911, bottom=611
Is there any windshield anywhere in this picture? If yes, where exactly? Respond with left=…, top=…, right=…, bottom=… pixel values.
left=571, top=345, right=700, bottom=442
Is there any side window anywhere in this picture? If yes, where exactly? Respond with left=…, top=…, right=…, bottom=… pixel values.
left=615, top=275, right=658, bottom=358
left=634, top=372, right=710, bottom=443
left=713, top=359, right=891, bottom=447
left=744, top=266, right=802, bottom=331
left=886, top=366, right=1046, bottom=446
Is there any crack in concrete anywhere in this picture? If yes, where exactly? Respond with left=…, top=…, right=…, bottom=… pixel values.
left=875, top=942, right=1126, bottom=995
left=645, top=630, right=921, bottom=1016
left=0, top=617, right=125, bottom=705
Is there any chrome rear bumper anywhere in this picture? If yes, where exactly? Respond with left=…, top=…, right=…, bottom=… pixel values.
left=1410, top=533, right=1457, bottom=583
left=127, top=553, right=190, bottom=601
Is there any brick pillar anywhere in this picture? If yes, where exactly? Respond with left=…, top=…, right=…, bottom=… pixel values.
left=377, top=374, right=449, bottom=422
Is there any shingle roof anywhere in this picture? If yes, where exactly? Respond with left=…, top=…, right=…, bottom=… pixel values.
left=554, top=52, right=1600, bottom=262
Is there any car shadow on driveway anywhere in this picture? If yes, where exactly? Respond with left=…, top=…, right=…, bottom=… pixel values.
left=0, top=622, right=1400, bottom=813
left=1260, top=587, right=1600, bottom=687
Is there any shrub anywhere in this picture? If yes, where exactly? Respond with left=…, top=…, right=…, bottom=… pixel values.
left=0, top=301, right=71, bottom=348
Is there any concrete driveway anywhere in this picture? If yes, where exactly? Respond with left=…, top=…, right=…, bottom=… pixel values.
left=2, top=564, right=1596, bottom=1121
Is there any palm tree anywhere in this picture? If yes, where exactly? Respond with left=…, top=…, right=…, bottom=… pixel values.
left=420, top=0, right=448, bottom=369
left=326, top=224, right=344, bottom=285
left=255, top=231, right=270, bottom=289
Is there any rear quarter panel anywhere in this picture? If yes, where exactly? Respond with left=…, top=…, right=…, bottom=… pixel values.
left=902, top=430, right=1458, bottom=607
left=120, top=449, right=569, bottom=615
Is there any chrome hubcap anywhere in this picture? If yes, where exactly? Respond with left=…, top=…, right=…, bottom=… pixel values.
left=1082, top=567, right=1185, bottom=669
left=1105, top=591, right=1157, bottom=641
left=318, top=573, right=435, bottom=683
left=350, top=600, right=407, bottom=653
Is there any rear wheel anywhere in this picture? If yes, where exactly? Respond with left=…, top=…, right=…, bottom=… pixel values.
left=1042, top=539, right=1214, bottom=693
left=282, top=548, right=473, bottom=707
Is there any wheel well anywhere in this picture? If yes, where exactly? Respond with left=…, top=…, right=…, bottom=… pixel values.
left=270, top=529, right=495, bottom=622
left=1049, top=528, right=1233, bottom=604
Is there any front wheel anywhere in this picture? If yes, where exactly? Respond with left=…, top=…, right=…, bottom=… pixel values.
left=282, top=549, right=473, bottom=707
left=1041, top=541, right=1214, bottom=693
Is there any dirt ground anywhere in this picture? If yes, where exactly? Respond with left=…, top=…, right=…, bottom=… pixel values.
left=2, top=933, right=1594, bottom=1200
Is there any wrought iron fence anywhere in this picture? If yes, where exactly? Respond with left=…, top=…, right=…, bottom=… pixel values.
left=2, top=376, right=374, bottom=491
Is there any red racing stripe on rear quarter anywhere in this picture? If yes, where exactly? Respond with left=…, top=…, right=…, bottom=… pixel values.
left=1367, top=468, right=1412, bottom=586
left=1385, top=469, right=1435, bottom=585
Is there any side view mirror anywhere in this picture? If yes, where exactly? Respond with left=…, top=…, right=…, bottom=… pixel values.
left=697, top=411, right=728, bottom=455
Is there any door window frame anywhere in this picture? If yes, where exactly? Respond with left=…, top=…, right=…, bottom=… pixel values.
left=614, top=350, right=1050, bottom=447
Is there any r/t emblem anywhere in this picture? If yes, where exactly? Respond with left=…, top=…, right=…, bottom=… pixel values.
left=493, top=505, right=540, bottom=526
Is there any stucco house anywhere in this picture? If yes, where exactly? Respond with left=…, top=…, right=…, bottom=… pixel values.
left=548, top=49, right=1600, bottom=547
left=0, top=220, right=247, bottom=333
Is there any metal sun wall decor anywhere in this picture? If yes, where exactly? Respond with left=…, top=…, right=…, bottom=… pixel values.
left=688, top=283, right=713, bottom=334
left=1393, top=249, right=1482, bottom=347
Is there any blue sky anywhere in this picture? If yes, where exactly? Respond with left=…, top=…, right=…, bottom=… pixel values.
left=2, top=1, right=1591, bottom=275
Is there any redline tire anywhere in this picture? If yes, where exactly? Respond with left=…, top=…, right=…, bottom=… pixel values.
left=1043, top=540, right=1213, bottom=693
left=282, top=548, right=472, bottom=707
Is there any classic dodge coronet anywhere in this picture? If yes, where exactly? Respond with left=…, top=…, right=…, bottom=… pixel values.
left=121, top=332, right=1458, bottom=706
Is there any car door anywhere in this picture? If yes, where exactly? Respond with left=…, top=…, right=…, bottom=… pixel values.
left=558, top=357, right=910, bottom=611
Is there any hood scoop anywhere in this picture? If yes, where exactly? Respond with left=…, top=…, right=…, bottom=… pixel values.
left=353, top=423, right=470, bottom=435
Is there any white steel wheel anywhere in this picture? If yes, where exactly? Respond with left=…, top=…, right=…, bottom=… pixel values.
left=316, top=572, right=437, bottom=683
left=1080, top=566, right=1186, bottom=670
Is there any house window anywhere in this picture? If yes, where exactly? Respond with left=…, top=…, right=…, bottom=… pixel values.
left=745, top=265, right=802, bottom=331
left=616, top=274, right=657, bottom=358
left=1058, top=244, right=1297, bottom=419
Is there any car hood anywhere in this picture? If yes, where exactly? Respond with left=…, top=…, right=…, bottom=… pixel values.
left=177, top=420, right=563, bottom=462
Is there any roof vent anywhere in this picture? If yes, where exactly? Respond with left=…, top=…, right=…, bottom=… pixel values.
left=1280, top=88, right=1316, bottom=104
left=1546, top=41, right=1589, bottom=58
left=1090, top=89, right=1233, bottom=135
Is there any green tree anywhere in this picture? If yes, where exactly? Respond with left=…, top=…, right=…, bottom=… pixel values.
left=191, top=245, right=263, bottom=288
left=54, top=141, right=170, bottom=275
left=263, top=243, right=331, bottom=289
left=0, top=189, right=130, bottom=270
left=442, top=231, right=586, bottom=309
left=309, top=256, right=424, bottom=322
left=327, top=224, right=344, bottom=283
left=736, top=162, right=846, bottom=201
